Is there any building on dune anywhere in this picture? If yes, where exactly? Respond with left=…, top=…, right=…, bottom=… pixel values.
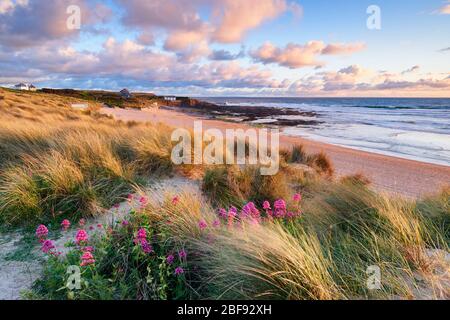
left=120, top=88, right=132, bottom=99
left=14, top=83, right=37, bottom=91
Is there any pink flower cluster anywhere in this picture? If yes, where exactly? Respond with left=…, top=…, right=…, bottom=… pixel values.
left=35, top=225, right=61, bottom=256
left=41, top=240, right=56, bottom=254
left=81, top=251, right=95, bottom=267
left=35, top=225, right=48, bottom=243
left=166, top=250, right=187, bottom=276
left=198, top=220, right=208, bottom=230
left=75, top=230, right=89, bottom=245
left=240, top=202, right=261, bottom=222
left=61, top=219, right=71, bottom=231
left=218, top=194, right=303, bottom=224
left=175, top=266, right=184, bottom=276
left=134, top=228, right=154, bottom=254
left=139, top=196, right=148, bottom=208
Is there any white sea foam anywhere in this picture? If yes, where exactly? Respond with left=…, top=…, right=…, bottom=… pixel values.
left=205, top=97, right=450, bottom=166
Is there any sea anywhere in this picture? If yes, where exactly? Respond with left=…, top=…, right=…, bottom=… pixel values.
left=202, top=97, right=450, bottom=167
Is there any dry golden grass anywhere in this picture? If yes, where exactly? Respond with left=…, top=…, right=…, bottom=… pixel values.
left=134, top=186, right=448, bottom=300
left=0, top=88, right=182, bottom=224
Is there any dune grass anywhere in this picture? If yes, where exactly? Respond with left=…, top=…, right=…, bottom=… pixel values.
left=30, top=183, right=449, bottom=300
left=1, top=88, right=448, bottom=300
left=0, top=88, right=179, bottom=225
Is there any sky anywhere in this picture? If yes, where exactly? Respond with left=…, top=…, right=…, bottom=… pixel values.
left=0, top=0, right=449, bottom=97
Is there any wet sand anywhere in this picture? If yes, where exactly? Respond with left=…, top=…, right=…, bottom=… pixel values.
left=101, top=107, right=450, bottom=198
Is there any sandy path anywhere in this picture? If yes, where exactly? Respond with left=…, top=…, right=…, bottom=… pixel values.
left=102, top=107, right=450, bottom=199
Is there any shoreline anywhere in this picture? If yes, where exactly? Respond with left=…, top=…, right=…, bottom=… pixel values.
left=100, top=106, right=450, bottom=199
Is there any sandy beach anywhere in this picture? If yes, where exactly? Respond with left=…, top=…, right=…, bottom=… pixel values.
left=101, top=107, right=450, bottom=199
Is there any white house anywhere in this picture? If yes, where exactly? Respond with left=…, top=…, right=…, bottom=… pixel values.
left=164, top=96, right=177, bottom=102
left=14, top=83, right=37, bottom=91
left=14, top=83, right=29, bottom=90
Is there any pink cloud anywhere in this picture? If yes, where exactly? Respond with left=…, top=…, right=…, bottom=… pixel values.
left=0, top=0, right=111, bottom=48
left=438, top=3, right=450, bottom=14
left=321, top=42, right=366, bottom=55
left=251, top=41, right=365, bottom=69
left=118, top=0, right=300, bottom=49
left=211, top=0, right=291, bottom=43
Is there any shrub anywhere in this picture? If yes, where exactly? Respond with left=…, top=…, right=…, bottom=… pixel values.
left=307, top=152, right=334, bottom=176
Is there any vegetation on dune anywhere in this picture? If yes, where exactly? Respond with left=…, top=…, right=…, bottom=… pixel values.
left=29, top=185, right=449, bottom=300
left=0, top=89, right=179, bottom=225
left=0, top=88, right=448, bottom=300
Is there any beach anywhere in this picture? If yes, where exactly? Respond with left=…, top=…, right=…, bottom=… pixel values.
left=101, top=106, right=450, bottom=199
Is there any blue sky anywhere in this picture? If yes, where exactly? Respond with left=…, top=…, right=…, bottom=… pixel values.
left=0, top=0, right=449, bottom=96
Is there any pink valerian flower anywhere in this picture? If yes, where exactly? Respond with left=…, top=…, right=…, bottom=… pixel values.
left=241, top=202, right=260, bottom=220
left=174, top=266, right=184, bottom=276
left=198, top=220, right=208, bottom=230
left=41, top=240, right=56, bottom=254
left=79, top=219, right=86, bottom=227
left=228, top=207, right=238, bottom=218
left=89, top=226, right=94, bottom=231
left=137, top=228, right=147, bottom=241
left=213, top=219, right=221, bottom=228
left=97, top=224, right=103, bottom=229
left=140, top=239, right=154, bottom=254
left=122, top=220, right=129, bottom=226
left=113, top=203, right=120, bottom=209
left=36, top=225, right=49, bottom=242
left=82, top=246, right=95, bottom=253
left=139, top=196, right=148, bottom=207
left=262, top=201, right=273, bottom=219
left=287, top=211, right=297, bottom=219
left=218, top=208, right=227, bottom=218
left=274, top=199, right=287, bottom=218
left=75, top=230, right=89, bottom=245
left=178, top=250, right=187, bottom=259
left=227, top=206, right=238, bottom=227
left=80, top=251, right=95, bottom=267
left=172, top=196, right=180, bottom=205
left=166, top=254, right=175, bottom=265
left=293, top=193, right=302, bottom=202
left=61, top=219, right=71, bottom=231
left=134, top=228, right=153, bottom=254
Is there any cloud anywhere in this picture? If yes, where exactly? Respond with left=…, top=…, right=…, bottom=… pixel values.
left=118, top=0, right=205, bottom=31
left=0, top=38, right=281, bottom=91
left=438, top=2, right=450, bottom=14
left=438, top=47, right=450, bottom=52
left=401, top=65, right=420, bottom=75
left=250, top=41, right=325, bottom=68
left=118, top=0, right=299, bottom=48
left=321, top=42, right=366, bottom=55
left=287, top=64, right=450, bottom=96
left=211, top=0, right=291, bottom=43
left=136, top=31, right=155, bottom=46
left=250, top=41, right=365, bottom=69
left=0, top=0, right=111, bottom=49
left=373, top=78, right=450, bottom=90
left=209, top=47, right=246, bottom=61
